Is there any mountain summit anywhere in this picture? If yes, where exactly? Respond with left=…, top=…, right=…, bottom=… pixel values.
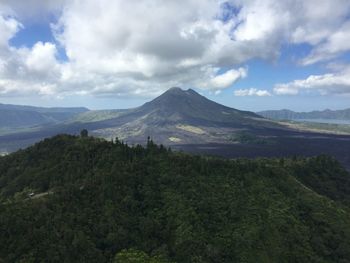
left=140, top=87, right=204, bottom=112
left=139, top=87, right=259, bottom=123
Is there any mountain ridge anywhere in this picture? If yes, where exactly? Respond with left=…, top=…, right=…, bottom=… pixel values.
left=0, top=102, right=89, bottom=128
left=258, top=108, right=350, bottom=120
left=0, top=102, right=89, bottom=113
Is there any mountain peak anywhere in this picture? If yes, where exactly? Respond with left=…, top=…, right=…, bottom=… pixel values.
left=138, top=87, right=260, bottom=122
left=164, top=87, right=198, bottom=96
left=168, top=87, right=183, bottom=92
left=147, top=87, right=203, bottom=107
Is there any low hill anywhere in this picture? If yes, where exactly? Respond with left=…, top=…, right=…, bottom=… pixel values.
left=0, top=135, right=350, bottom=262
left=258, top=108, right=350, bottom=121
left=71, top=109, right=128, bottom=123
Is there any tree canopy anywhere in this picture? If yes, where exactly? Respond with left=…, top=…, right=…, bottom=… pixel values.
left=0, top=134, right=350, bottom=262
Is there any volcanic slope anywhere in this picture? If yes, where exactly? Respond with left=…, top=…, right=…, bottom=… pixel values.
left=87, top=87, right=283, bottom=144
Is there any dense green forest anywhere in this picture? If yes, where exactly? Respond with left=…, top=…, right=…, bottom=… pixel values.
left=0, top=134, right=350, bottom=262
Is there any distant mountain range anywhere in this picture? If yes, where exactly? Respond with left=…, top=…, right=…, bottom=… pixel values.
left=0, top=103, right=88, bottom=128
left=258, top=108, right=350, bottom=120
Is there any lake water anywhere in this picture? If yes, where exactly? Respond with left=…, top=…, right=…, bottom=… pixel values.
left=294, top=119, right=350, bottom=125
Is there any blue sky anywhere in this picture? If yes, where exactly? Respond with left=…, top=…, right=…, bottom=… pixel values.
left=1, top=0, right=350, bottom=112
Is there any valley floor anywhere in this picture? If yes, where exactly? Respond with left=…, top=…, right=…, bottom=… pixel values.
left=173, top=132, right=350, bottom=170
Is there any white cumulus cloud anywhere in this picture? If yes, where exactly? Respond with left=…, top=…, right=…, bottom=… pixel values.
left=211, top=68, right=247, bottom=89
left=0, top=0, right=350, bottom=99
left=274, top=65, right=350, bottom=96
left=301, top=21, right=350, bottom=65
left=25, top=42, right=59, bottom=74
left=0, top=14, right=21, bottom=48
left=234, top=88, right=271, bottom=97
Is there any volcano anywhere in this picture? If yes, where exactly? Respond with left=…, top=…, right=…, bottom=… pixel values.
left=0, top=87, right=286, bottom=148
left=86, top=87, right=280, bottom=144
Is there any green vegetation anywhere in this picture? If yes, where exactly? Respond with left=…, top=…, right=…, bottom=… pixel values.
left=0, top=135, right=350, bottom=262
left=0, top=126, right=41, bottom=136
left=114, top=249, right=171, bottom=263
left=168, top=136, right=182, bottom=142
left=72, top=110, right=126, bottom=123
left=80, top=129, right=89, bottom=138
left=229, top=131, right=274, bottom=145
left=281, top=120, right=350, bottom=135
left=176, top=124, right=206, bottom=134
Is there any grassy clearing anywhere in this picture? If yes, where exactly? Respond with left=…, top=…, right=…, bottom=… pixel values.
left=73, top=110, right=126, bottom=123
left=168, top=137, right=182, bottom=142
left=176, top=124, right=205, bottom=134
left=228, top=131, right=275, bottom=145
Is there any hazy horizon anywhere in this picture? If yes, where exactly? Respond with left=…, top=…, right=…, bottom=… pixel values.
left=0, top=87, right=349, bottom=113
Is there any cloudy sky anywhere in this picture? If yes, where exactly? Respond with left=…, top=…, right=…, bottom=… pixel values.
left=0, top=0, right=350, bottom=111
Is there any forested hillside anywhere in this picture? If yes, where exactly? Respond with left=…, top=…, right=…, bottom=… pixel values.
left=0, top=135, right=350, bottom=262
